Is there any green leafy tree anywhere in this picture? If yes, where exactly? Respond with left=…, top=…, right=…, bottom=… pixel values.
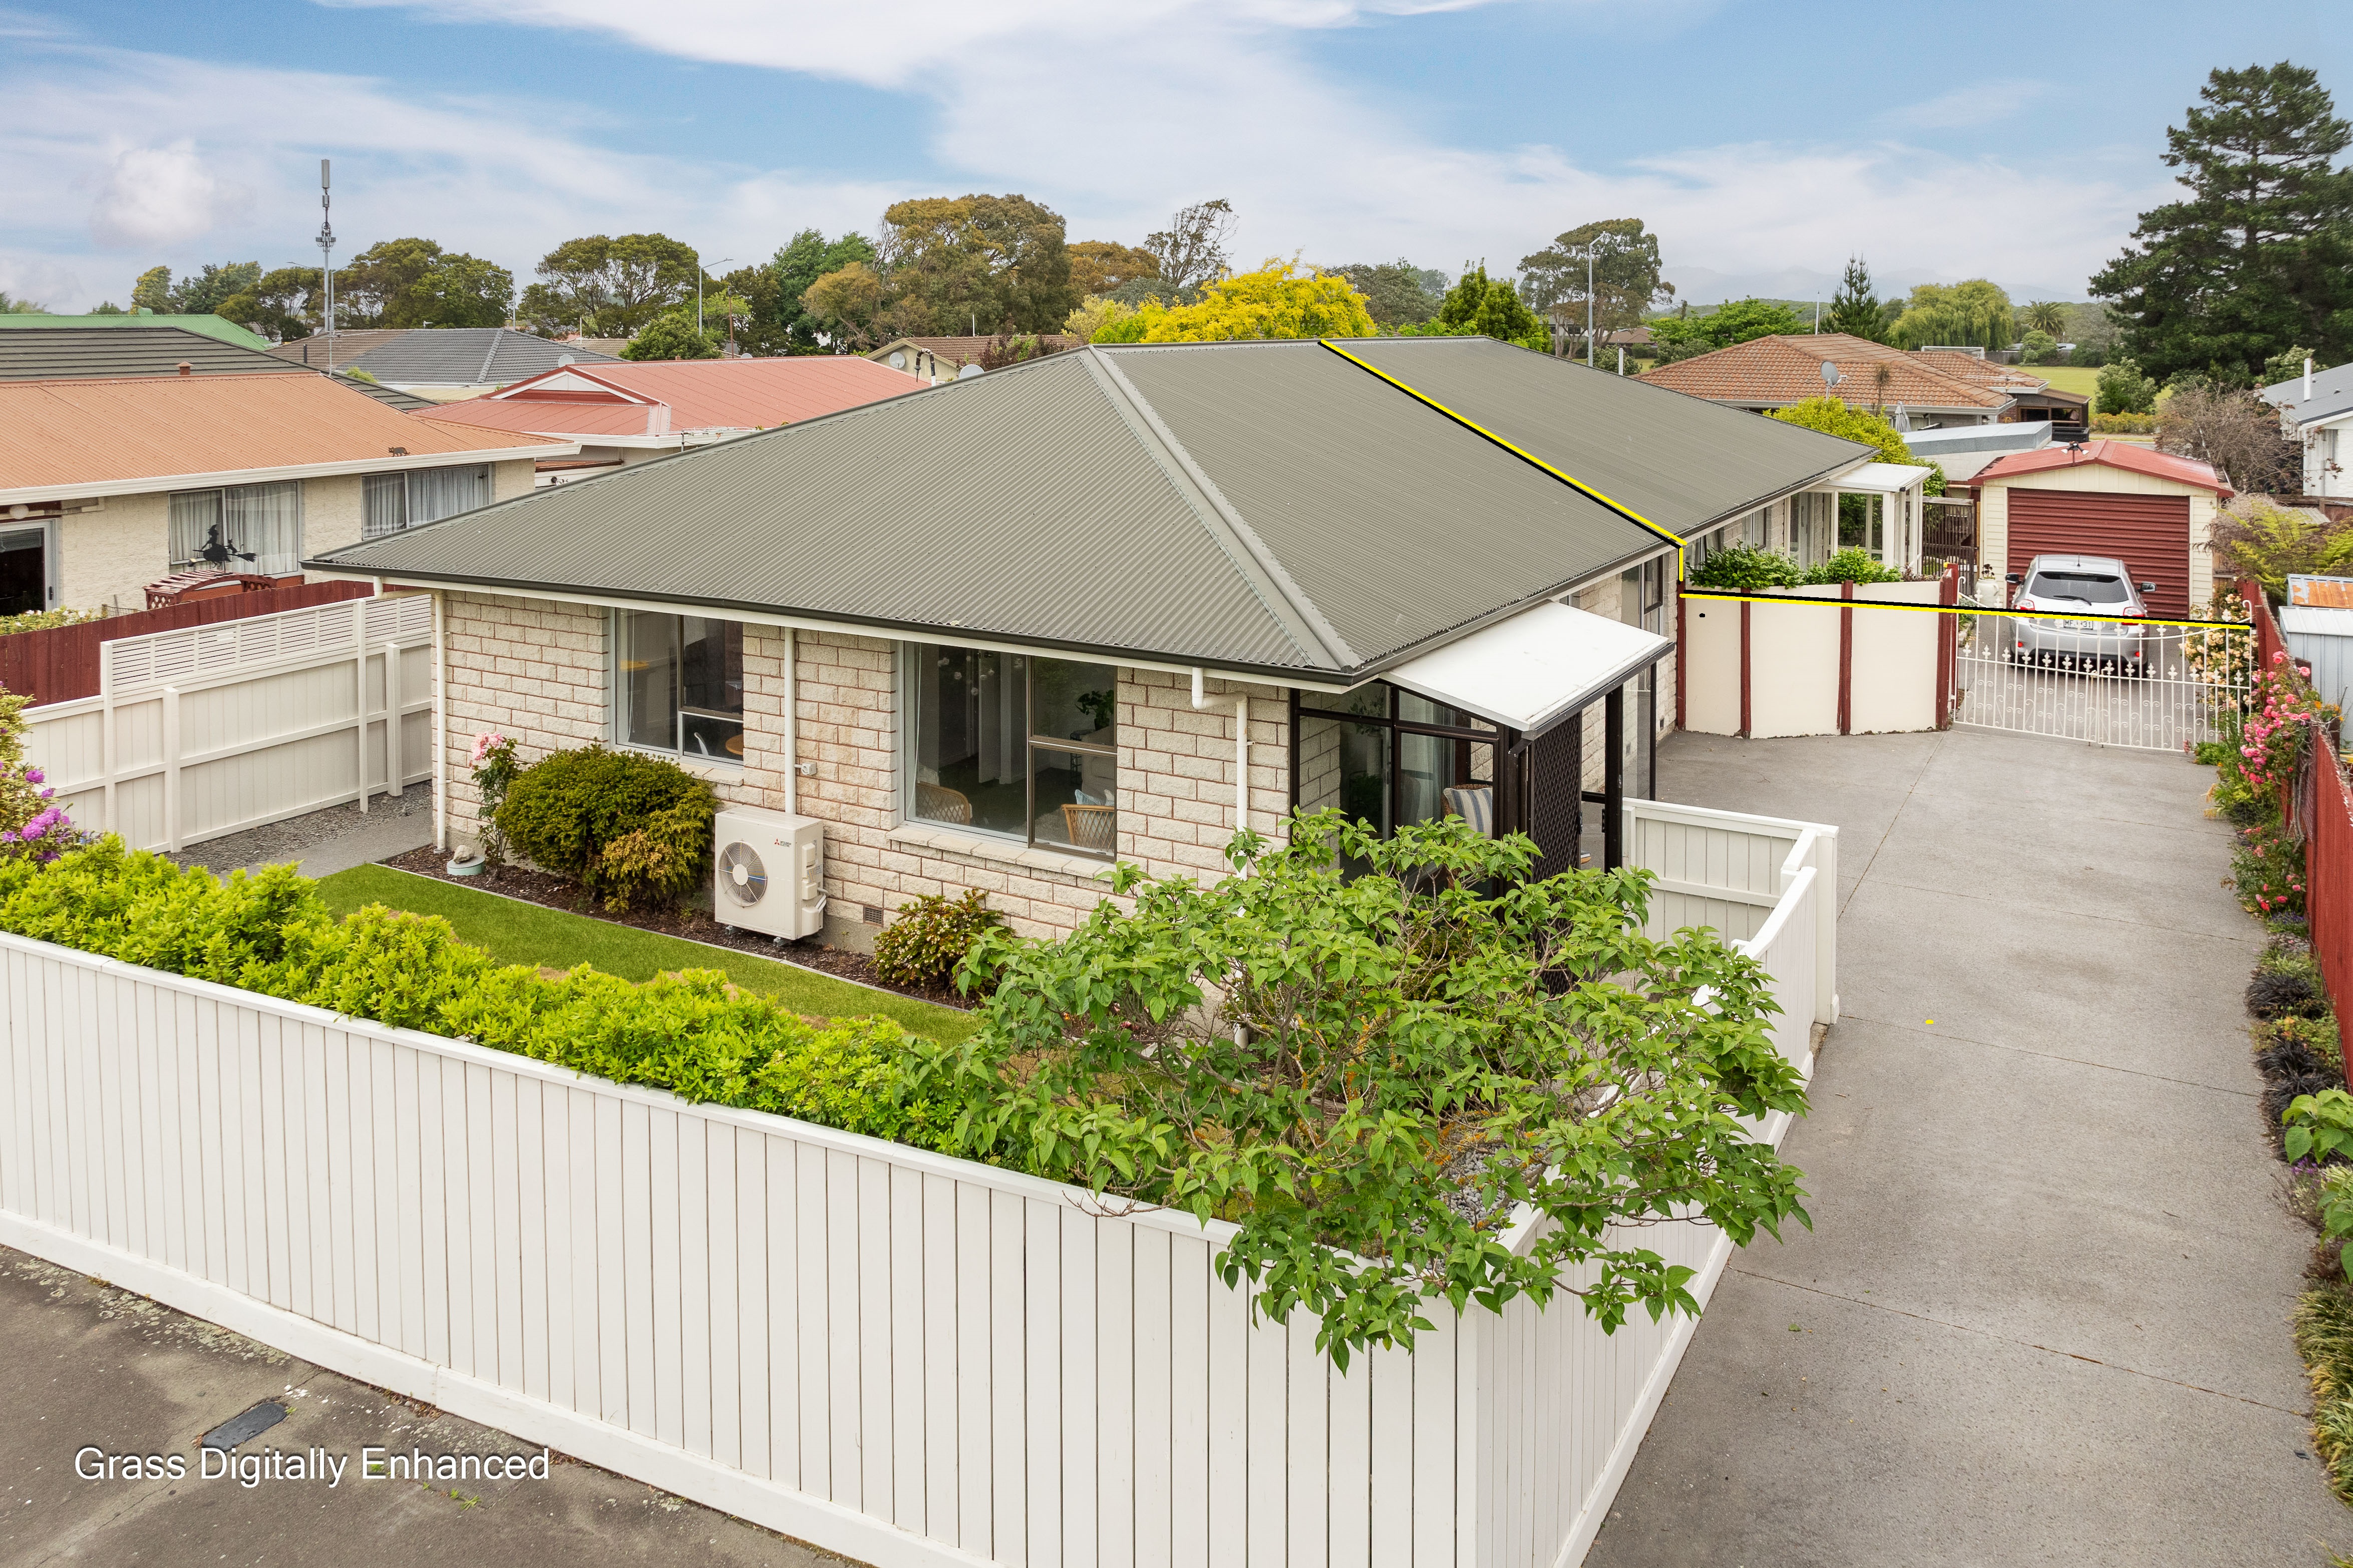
left=800, top=260, right=889, bottom=351
left=130, top=265, right=173, bottom=314
left=2264, top=343, right=2317, bottom=385
left=1766, top=396, right=1942, bottom=493
left=1398, top=262, right=1544, bottom=349
left=922, top=813, right=1811, bottom=1363
left=2092, top=62, right=2353, bottom=384
left=2020, top=329, right=2059, bottom=364
left=871, top=194, right=1076, bottom=337
left=1140, top=198, right=1236, bottom=302
left=1887, top=279, right=2015, bottom=350
left=127, top=261, right=261, bottom=316
left=0, top=290, right=45, bottom=313
left=2023, top=300, right=2070, bottom=336
left=1822, top=256, right=1885, bottom=341
left=1327, top=259, right=1446, bottom=328
left=332, top=239, right=512, bottom=329
left=518, top=233, right=703, bottom=337
left=1517, top=220, right=1673, bottom=355
left=2097, top=358, right=2159, bottom=415
left=218, top=266, right=322, bottom=341
left=620, top=306, right=724, bottom=360
left=726, top=229, right=879, bottom=355
left=1085, top=259, right=1376, bottom=343
left=1067, top=239, right=1162, bottom=301
left=1647, top=298, right=1808, bottom=363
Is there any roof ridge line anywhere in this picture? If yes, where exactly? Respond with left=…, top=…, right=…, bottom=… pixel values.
left=1081, top=348, right=1356, bottom=670
left=1316, top=339, right=1688, bottom=557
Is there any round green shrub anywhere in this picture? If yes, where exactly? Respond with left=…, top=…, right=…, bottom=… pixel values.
left=1802, top=548, right=1902, bottom=586
left=873, top=888, right=1005, bottom=991
left=1690, top=543, right=1800, bottom=591
left=495, top=745, right=717, bottom=901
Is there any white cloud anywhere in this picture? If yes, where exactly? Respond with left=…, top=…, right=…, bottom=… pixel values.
left=1894, top=78, right=2052, bottom=131
left=0, top=10, right=2165, bottom=312
left=87, top=139, right=252, bottom=248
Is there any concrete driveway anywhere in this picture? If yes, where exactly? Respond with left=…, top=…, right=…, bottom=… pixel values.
left=1588, top=727, right=2348, bottom=1568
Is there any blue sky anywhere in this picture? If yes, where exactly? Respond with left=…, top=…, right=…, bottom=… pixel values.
left=3, top=0, right=2345, bottom=314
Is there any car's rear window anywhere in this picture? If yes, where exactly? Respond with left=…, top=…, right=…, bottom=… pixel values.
left=2028, top=571, right=2130, bottom=604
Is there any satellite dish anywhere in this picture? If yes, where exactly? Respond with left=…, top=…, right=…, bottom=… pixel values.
left=1821, top=361, right=1842, bottom=387
left=889, top=351, right=907, bottom=370
left=956, top=362, right=983, bottom=380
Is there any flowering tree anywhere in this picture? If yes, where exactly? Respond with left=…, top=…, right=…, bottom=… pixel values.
left=470, top=730, right=520, bottom=865
left=0, top=688, right=75, bottom=861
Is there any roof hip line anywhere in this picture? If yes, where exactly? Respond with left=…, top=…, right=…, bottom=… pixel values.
left=1084, top=348, right=1356, bottom=669
left=1316, top=338, right=1690, bottom=555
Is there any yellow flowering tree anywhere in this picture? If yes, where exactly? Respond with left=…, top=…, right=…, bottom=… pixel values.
left=1089, top=259, right=1376, bottom=343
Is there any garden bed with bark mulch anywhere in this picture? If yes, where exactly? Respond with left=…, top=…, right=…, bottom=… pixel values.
left=377, top=844, right=975, bottom=1012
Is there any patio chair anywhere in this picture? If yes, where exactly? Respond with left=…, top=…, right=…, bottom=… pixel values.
left=916, top=781, right=974, bottom=825
left=1061, top=803, right=1116, bottom=852
left=1442, top=783, right=1495, bottom=836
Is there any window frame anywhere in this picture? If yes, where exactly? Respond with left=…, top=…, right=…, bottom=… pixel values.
left=1287, top=680, right=1501, bottom=842
left=166, top=479, right=304, bottom=574
left=365, top=463, right=493, bottom=540
left=900, top=643, right=1122, bottom=861
left=608, top=609, right=746, bottom=767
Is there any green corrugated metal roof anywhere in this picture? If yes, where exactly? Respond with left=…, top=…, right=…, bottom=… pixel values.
left=309, top=337, right=1868, bottom=680
left=0, top=313, right=273, bottom=350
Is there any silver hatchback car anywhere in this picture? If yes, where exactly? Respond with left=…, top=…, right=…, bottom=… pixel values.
left=1997, top=554, right=2160, bottom=675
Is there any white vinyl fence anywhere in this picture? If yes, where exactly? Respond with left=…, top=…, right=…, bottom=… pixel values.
left=1680, top=581, right=1946, bottom=738
left=0, top=805, right=1830, bottom=1568
left=24, top=594, right=434, bottom=852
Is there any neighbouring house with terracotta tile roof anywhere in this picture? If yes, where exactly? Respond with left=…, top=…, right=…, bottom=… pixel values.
left=415, top=356, right=929, bottom=484
left=0, top=371, right=572, bottom=612
left=1636, top=333, right=2088, bottom=433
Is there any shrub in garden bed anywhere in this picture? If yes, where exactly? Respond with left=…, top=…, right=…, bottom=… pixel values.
left=494, top=744, right=717, bottom=912
left=872, top=888, right=1005, bottom=991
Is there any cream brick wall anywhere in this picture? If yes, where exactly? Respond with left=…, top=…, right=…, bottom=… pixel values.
left=439, top=591, right=614, bottom=847
left=492, top=458, right=537, bottom=502
left=62, top=493, right=168, bottom=610
left=306, top=475, right=365, bottom=556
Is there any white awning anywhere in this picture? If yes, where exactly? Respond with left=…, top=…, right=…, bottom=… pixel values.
left=1825, top=461, right=1934, bottom=495
left=1381, top=601, right=1670, bottom=738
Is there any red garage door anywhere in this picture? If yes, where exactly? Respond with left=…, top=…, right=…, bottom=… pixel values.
left=2006, top=488, right=2192, bottom=619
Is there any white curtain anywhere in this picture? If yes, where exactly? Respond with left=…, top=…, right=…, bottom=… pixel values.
left=363, top=472, right=408, bottom=539
left=224, top=482, right=302, bottom=576
left=406, top=464, right=491, bottom=528
left=167, top=490, right=221, bottom=570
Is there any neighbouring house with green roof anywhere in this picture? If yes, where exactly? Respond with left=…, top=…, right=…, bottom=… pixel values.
left=0, top=311, right=273, bottom=352
left=308, top=335, right=1884, bottom=949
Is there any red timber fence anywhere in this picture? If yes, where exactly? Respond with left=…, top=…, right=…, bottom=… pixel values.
left=2244, top=577, right=2353, bottom=1078
left=0, top=581, right=375, bottom=707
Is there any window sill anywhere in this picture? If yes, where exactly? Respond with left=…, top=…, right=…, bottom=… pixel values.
left=616, top=743, right=742, bottom=780
left=887, top=821, right=1117, bottom=881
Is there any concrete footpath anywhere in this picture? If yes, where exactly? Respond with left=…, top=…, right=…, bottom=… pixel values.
left=1588, top=727, right=2348, bottom=1567
left=0, top=1246, right=843, bottom=1567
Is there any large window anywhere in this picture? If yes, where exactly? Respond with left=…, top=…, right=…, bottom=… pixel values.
left=1293, top=683, right=1499, bottom=846
left=365, top=464, right=492, bottom=538
left=168, top=481, right=301, bottom=575
left=904, top=645, right=1118, bottom=857
left=616, top=610, right=743, bottom=762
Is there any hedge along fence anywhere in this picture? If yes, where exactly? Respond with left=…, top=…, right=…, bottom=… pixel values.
left=0, top=815, right=1828, bottom=1567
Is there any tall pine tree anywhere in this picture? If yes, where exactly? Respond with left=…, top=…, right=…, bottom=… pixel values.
left=1822, top=256, right=1884, bottom=341
left=2092, top=62, right=2353, bottom=384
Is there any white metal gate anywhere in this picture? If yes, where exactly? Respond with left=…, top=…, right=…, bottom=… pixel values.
left=1955, top=611, right=2251, bottom=750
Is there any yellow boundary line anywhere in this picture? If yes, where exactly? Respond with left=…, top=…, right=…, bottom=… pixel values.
left=1315, top=338, right=2252, bottom=636
left=1678, top=588, right=2249, bottom=633
left=1316, top=338, right=1688, bottom=576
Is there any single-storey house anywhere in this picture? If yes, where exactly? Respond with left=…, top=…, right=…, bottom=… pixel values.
left=1639, top=333, right=2089, bottom=435
left=268, top=327, right=620, bottom=401
left=868, top=335, right=1080, bottom=381
left=413, top=356, right=928, bottom=484
left=2264, top=359, right=2353, bottom=499
left=1965, top=440, right=2233, bottom=619
left=0, top=322, right=435, bottom=411
left=0, top=372, right=571, bottom=614
left=309, top=337, right=1881, bottom=947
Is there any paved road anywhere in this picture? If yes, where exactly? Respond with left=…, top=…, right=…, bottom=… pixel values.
left=0, top=1247, right=842, bottom=1568
left=1588, top=727, right=2347, bottom=1567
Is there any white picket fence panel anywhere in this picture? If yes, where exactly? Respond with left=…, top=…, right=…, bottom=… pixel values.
left=0, top=801, right=1832, bottom=1568
left=23, top=594, right=435, bottom=852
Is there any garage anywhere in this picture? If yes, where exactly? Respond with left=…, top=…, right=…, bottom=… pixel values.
left=2007, top=489, right=2192, bottom=618
left=1966, top=441, right=2233, bottom=621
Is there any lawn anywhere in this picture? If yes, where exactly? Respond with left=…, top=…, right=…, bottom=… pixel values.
left=315, top=864, right=979, bottom=1044
left=2033, top=365, right=2102, bottom=397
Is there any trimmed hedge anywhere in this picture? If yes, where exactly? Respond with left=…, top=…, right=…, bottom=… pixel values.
left=0, top=839, right=955, bottom=1151
left=495, top=745, right=716, bottom=908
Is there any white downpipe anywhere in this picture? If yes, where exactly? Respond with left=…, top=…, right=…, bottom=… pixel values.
left=1192, top=667, right=1248, bottom=836
left=431, top=589, right=448, bottom=852
left=783, top=628, right=798, bottom=817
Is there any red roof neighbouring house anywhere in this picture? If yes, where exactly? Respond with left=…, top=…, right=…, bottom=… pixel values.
left=1968, top=440, right=2234, bottom=496
left=1637, top=333, right=2020, bottom=414
left=415, top=357, right=929, bottom=443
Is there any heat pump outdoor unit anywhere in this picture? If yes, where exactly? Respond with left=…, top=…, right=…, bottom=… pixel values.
left=712, top=805, right=827, bottom=941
